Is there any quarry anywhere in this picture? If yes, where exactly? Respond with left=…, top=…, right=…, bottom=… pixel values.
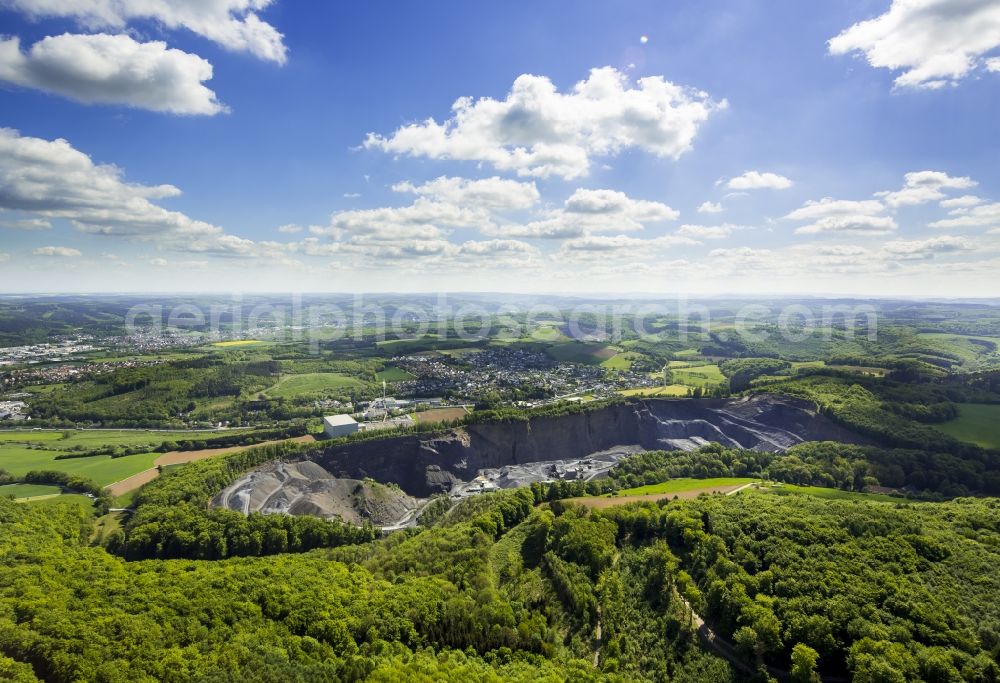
left=211, top=394, right=865, bottom=529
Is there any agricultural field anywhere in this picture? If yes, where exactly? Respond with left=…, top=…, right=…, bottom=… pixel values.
left=615, top=477, right=757, bottom=496
left=936, top=403, right=1000, bottom=449
left=0, top=443, right=160, bottom=487
left=669, top=363, right=726, bottom=388
left=211, top=340, right=268, bottom=348
left=543, top=341, right=616, bottom=365
left=374, top=365, right=416, bottom=382
left=762, top=482, right=904, bottom=503
left=570, top=477, right=755, bottom=508
left=599, top=351, right=632, bottom=370
left=262, top=372, right=367, bottom=398
left=23, top=493, right=93, bottom=507
left=526, top=324, right=569, bottom=342
left=0, top=483, right=61, bottom=499
left=411, top=407, right=470, bottom=424
left=0, top=428, right=252, bottom=488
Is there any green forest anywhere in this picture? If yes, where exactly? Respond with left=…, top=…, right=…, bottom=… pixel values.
left=2, top=482, right=998, bottom=682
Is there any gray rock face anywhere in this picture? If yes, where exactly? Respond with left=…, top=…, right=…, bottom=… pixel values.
left=306, top=395, right=864, bottom=497
left=213, top=395, right=866, bottom=521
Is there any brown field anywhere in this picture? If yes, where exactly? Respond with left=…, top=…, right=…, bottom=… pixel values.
left=571, top=483, right=748, bottom=509
left=104, top=435, right=316, bottom=498
left=412, top=407, right=470, bottom=424
left=105, top=468, right=159, bottom=497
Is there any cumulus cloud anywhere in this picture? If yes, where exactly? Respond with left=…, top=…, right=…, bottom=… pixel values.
left=940, top=195, right=983, bottom=209
left=829, top=0, right=1000, bottom=89
left=675, top=224, right=739, bottom=240
left=0, top=216, right=51, bottom=230
left=784, top=196, right=894, bottom=235
left=4, top=0, right=287, bottom=64
left=392, top=176, right=539, bottom=211
left=930, top=202, right=1000, bottom=229
left=0, top=33, right=226, bottom=115
left=318, top=197, right=493, bottom=243
left=0, top=128, right=259, bottom=255
left=364, top=66, right=725, bottom=179
left=876, top=170, right=976, bottom=207
left=881, top=236, right=974, bottom=259
left=456, top=239, right=537, bottom=256
left=556, top=233, right=697, bottom=261
left=784, top=198, right=886, bottom=221
left=707, top=247, right=775, bottom=269
left=33, top=245, right=81, bottom=256
left=794, top=214, right=898, bottom=235
left=697, top=201, right=723, bottom=214
left=276, top=224, right=302, bottom=234
left=564, top=189, right=677, bottom=221
left=726, top=171, right=793, bottom=190
left=491, top=188, right=677, bottom=239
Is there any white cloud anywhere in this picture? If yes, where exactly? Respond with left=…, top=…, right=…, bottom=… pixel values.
left=456, top=239, right=537, bottom=256
left=939, top=195, right=983, bottom=209
left=794, top=214, right=897, bottom=235
left=33, top=245, right=81, bottom=256
left=829, top=0, right=1000, bottom=89
left=784, top=197, right=886, bottom=221
left=0, top=33, right=226, bottom=115
left=784, top=196, right=894, bottom=235
left=564, top=189, right=678, bottom=221
left=364, top=66, right=725, bottom=179
left=930, top=202, right=1000, bottom=229
left=675, top=223, right=739, bottom=240
left=988, top=57, right=1000, bottom=72
left=4, top=0, right=287, bottom=64
left=876, top=170, right=976, bottom=207
left=726, top=171, right=793, bottom=190
left=881, top=235, right=974, bottom=259
left=490, top=188, right=677, bottom=239
left=697, top=201, right=723, bottom=214
left=556, top=233, right=697, bottom=260
left=320, top=198, right=492, bottom=242
left=276, top=224, right=302, bottom=234
left=0, top=128, right=258, bottom=255
left=342, top=192, right=361, bottom=199
left=0, top=216, right=51, bottom=230
left=392, top=176, right=540, bottom=211
left=708, top=247, right=775, bottom=269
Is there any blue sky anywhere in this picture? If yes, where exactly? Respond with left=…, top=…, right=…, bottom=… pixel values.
left=0, top=0, right=999, bottom=295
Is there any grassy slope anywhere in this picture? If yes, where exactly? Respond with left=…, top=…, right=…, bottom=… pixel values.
left=0, top=445, right=160, bottom=486
left=764, top=483, right=902, bottom=503
left=0, top=483, right=62, bottom=498
left=263, top=372, right=366, bottom=398
left=936, top=403, right=1000, bottom=449
left=616, top=477, right=755, bottom=496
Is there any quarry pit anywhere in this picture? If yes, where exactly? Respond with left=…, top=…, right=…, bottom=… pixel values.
left=212, top=394, right=864, bottom=529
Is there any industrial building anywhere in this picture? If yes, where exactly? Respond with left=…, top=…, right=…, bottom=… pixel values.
left=323, top=414, right=359, bottom=438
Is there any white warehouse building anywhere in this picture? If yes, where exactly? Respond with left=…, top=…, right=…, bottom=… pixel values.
left=323, top=414, right=359, bottom=439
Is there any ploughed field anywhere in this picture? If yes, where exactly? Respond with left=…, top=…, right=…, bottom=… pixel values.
left=212, top=394, right=865, bottom=528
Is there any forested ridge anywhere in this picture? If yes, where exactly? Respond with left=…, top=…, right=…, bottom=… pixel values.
left=2, top=484, right=999, bottom=681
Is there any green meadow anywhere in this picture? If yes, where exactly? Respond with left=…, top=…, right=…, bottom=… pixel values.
left=936, top=403, right=1000, bottom=449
